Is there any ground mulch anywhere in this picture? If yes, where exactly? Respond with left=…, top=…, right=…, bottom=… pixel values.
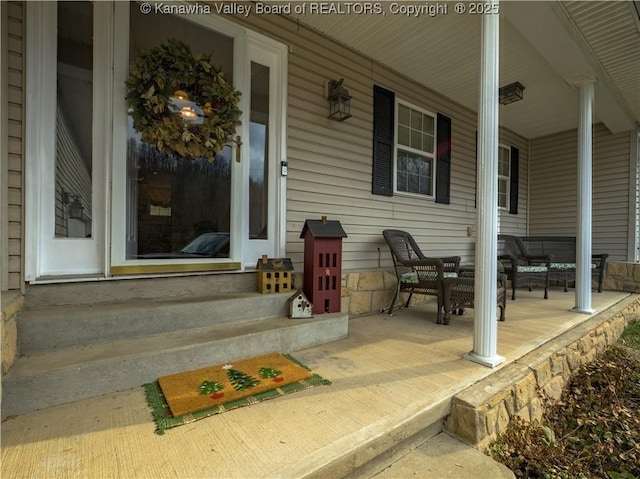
left=490, top=339, right=640, bottom=479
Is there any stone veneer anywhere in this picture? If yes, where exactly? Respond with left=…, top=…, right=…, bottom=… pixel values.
left=339, top=269, right=434, bottom=317
left=444, top=294, right=640, bottom=452
left=1, top=291, right=24, bottom=376
left=603, top=261, right=640, bottom=293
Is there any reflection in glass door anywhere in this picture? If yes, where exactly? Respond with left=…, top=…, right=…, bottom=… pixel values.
left=125, top=5, right=234, bottom=259
left=56, top=2, right=93, bottom=239
left=249, top=61, right=270, bottom=241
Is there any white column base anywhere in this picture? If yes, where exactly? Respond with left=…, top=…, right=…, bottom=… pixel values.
left=464, top=351, right=505, bottom=368
left=571, top=307, right=595, bottom=315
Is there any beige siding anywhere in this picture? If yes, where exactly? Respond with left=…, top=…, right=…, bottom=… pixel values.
left=529, top=124, right=632, bottom=261
left=234, top=14, right=529, bottom=269
left=5, top=1, right=22, bottom=290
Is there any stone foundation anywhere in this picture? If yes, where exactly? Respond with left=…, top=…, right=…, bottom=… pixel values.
left=292, top=269, right=437, bottom=317
left=603, top=261, right=640, bottom=293
left=445, top=294, right=640, bottom=452
left=1, top=291, right=24, bottom=376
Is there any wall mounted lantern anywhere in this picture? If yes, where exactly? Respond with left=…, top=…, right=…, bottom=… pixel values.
left=63, top=191, right=85, bottom=219
left=326, top=79, right=352, bottom=121
left=499, top=82, right=525, bottom=105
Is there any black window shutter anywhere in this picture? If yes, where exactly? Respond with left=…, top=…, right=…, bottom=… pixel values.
left=435, top=113, right=452, bottom=204
left=509, top=146, right=519, bottom=214
left=372, top=85, right=395, bottom=196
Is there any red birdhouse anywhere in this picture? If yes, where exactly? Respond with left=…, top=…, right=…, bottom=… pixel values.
left=300, top=216, right=347, bottom=314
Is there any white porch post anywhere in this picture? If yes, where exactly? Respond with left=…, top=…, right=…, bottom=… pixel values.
left=465, top=3, right=504, bottom=368
left=573, top=81, right=596, bottom=314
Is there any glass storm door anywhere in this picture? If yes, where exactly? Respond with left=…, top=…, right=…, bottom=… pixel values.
left=110, top=4, right=285, bottom=274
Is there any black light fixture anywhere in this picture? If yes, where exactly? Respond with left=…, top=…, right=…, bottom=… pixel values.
left=63, top=191, right=85, bottom=220
left=68, top=197, right=84, bottom=219
left=499, top=82, right=525, bottom=105
left=327, top=79, right=352, bottom=121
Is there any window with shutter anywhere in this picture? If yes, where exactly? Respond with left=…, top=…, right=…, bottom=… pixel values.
left=372, top=85, right=451, bottom=203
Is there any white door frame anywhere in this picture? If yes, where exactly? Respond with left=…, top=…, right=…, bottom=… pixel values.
left=242, top=31, right=288, bottom=267
left=25, top=1, right=287, bottom=280
left=25, top=1, right=111, bottom=280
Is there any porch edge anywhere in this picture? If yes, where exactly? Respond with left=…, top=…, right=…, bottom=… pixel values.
left=445, top=293, right=640, bottom=452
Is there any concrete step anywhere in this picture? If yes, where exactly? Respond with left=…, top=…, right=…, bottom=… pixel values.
left=24, top=272, right=259, bottom=308
left=370, top=432, right=515, bottom=479
left=18, top=292, right=289, bottom=354
left=1, top=312, right=348, bottom=419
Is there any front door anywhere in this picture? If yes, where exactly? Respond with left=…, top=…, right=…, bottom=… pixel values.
left=26, top=1, right=286, bottom=280
left=110, top=3, right=286, bottom=275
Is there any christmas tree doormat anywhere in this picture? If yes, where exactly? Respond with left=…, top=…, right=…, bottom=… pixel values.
left=143, top=353, right=330, bottom=434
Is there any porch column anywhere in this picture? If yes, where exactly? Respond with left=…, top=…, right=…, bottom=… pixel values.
left=573, top=80, right=596, bottom=314
left=465, top=2, right=505, bottom=368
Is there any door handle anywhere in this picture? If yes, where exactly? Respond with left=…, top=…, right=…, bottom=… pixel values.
left=235, top=135, right=242, bottom=163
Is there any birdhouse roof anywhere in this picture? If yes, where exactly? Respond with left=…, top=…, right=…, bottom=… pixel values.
left=287, top=289, right=309, bottom=303
left=299, top=219, right=347, bottom=239
left=256, top=257, right=294, bottom=271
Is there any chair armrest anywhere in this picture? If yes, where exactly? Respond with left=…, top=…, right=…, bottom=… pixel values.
left=427, top=255, right=461, bottom=273
left=498, top=254, right=516, bottom=265
left=591, top=253, right=609, bottom=267
left=399, top=258, right=444, bottom=269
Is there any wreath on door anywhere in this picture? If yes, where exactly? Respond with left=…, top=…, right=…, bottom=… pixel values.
left=125, top=39, right=242, bottom=162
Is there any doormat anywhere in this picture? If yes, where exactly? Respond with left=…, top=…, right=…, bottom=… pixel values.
left=143, top=353, right=331, bottom=435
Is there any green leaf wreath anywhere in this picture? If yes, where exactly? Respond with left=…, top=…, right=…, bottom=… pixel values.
left=126, top=39, right=241, bottom=162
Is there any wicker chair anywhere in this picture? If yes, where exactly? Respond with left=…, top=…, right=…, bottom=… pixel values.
left=441, top=272, right=507, bottom=325
left=497, top=234, right=552, bottom=300
left=382, top=229, right=460, bottom=322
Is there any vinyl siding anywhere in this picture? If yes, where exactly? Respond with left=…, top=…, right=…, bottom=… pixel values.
left=5, top=1, right=22, bottom=290
left=529, top=124, right=632, bottom=261
left=54, top=105, right=92, bottom=238
left=234, top=13, right=529, bottom=270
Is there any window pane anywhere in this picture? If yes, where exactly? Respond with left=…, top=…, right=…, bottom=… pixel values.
left=396, top=149, right=433, bottom=196
left=398, top=104, right=410, bottom=127
left=410, top=129, right=422, bottom=150
left=410, top=109, right=422, bottom=130
left=423, top=133, right=434, bottom=153
left=498, top=179, right=507, bottom=208
left=423, top=114, right=434, bottom=134
left=249, top=61, right=269, bottom=240
left=499, top=148, right=510, bottom=176
left=55, top=1, right=93, bottom=238
left=398, top=125, right=410, bottom=147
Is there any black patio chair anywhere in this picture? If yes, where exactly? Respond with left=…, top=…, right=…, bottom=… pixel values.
left=497, top=234, right=552, bottom=300
left=381, top=229, right=460, bottom=323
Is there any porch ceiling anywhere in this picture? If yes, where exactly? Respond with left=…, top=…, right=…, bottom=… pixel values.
left=292, top=1, right=640, bottom=139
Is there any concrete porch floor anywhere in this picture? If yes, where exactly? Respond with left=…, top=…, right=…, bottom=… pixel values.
left=1, top=288, right=634, bottom=479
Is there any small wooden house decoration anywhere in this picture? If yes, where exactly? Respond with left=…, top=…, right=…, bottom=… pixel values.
left=256, top=256, right=294, bottom=294
left=300, top=216, right=347, bottom=314
left=288, top=290, right=313, bottom=318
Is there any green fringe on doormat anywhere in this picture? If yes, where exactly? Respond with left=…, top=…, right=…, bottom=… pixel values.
left=143, top=354, right=331, bottom=435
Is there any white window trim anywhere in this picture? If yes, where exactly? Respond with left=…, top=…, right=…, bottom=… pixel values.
left=498, top=144, right=510, bottom=211
left=393, top=98, right=437, bottom=199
